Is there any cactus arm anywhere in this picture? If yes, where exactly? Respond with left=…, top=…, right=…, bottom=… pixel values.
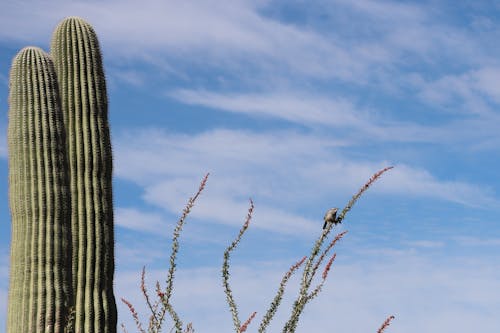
left=7, top=47, right=72, bottom=333
left=51, top=17, right=117, bottom=333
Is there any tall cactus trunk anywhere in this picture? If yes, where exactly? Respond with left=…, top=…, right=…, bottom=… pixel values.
left=7, top=47, right=72, bottom=333
left=51, top=17, right=117, bottom=333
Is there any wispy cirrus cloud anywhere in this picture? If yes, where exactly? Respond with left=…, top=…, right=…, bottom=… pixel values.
left=114, top=127, right=499, bottom=230
left=375, top=164, right=498, bottom=208
left=3, top=0, right=500, bottom=130
left=418, top=67, right=500, bottom=114
left=115, top=207, right=168, bottom=234
left=167, top=87, right=500, bottom=151
left=143, top=180, right=318, bottom=234
left=110, top=69, right=147, bottom=87
left=329, top=0, right=489, bottom=66
left=0, top=0, right=362, bottom=80
left=2, top=0, right=490, bottom=86
left=169, top=89, right=365, bottom=128
left=452, top=236, right=500, bottom=247
left=403, top=240, right=445, bottom=248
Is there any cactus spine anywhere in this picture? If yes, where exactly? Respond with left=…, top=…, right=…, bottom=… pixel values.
left=51, top=17, right=117, bottom=333
left=6, top=17, right=116, bottom=333
left=7, top=47, right=72, bottom=333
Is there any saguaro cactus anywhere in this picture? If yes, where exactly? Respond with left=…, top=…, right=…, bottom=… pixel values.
left=6, top=17, right=116, bottom=333
left=51, top=17, right=117, bottom=333
left=7, top=47, right=72, bottom=333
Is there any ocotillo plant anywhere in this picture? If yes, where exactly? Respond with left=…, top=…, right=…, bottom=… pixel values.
left=6, top=17, right=116, bottom=333
left=121, top=168, right=395, bottom=333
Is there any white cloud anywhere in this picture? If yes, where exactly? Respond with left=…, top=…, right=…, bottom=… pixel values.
left=0, top=0, right=362, bottom=80
left=167, top=87, right=500, bottom=150
left=115, top=241, right=170, bottom=269
left=417, top=67, right=500, bottom=116
left=115, top=207, right=168, bottom=234
left=452, top=236, right=500, bottom=247
left=0, top=0, right=486, bottom=154
left=473, top=67, right=500, bottom=102
left=110, top=69, right=146, bottom=87
left=403, top=240, right=445, bottom=248
left=143, top=180, right=317, bottom=234
left=2, top=0, right=485, bottom=86
left=169, top=89, right=370, bottom=129
left=375, top=164, right=499, bottom=208
left=2, top=0, right=500, bottom=140
left=114, top=128, right=343, bottom=186
left=339, top=0, right=423, bottom=22
left=114, top=127, right=499, bottom=234
left=418, top=73, right=489, bottom=115
left=322, top=0, right=488, bottom=71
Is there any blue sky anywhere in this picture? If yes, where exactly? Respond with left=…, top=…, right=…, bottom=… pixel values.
left=1, top=0, right=500, bottom=332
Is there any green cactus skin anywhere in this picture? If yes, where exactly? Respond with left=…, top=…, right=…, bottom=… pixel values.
left=51, top=17, right=117, bottom=333
left=7, top=47, right=72, bottom=333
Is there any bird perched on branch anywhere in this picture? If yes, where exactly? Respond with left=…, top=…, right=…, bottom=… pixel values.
left=323, top=207, right=339, bottom=229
